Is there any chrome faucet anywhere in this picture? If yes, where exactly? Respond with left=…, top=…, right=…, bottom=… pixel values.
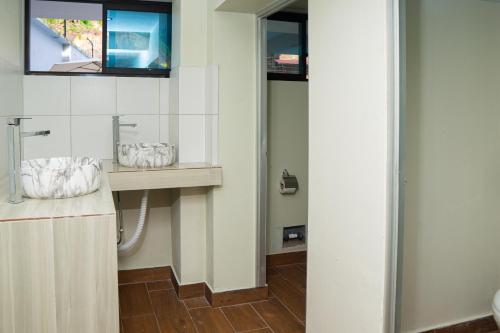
left=112, top=116, right=137, bottom=164
left=7, top=117, right=50, bottom=204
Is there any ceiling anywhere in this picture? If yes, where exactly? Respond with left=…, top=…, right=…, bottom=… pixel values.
left=286, top=0, right=308, bottom=13
left=216, top=0, right=307, bottom=14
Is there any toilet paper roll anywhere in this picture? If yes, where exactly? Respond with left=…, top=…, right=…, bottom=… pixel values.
left=280, top=185, right=297, bottom=194
left=280, top=178, right=298, bottom=194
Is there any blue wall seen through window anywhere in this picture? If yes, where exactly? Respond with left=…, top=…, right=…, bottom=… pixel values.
left=106, top=9, right=171, bottom=70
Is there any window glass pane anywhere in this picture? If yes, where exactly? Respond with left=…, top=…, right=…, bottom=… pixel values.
left=29, top=0, right=103, bottom=72
left=106, top=10, right=171, bottom=70
left=267, top=20, right=301, bottom=74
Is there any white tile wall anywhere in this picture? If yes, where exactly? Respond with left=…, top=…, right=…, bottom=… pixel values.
left=23, top=116, right=71, bottom=160
left=159, top=78, right=170, bottom=114
left=22, top=69, right=218, bottom=164
left=23, top=76, right=70, bottom=116
left=168, top=114, right=179, bottom=162
left=159, top=115, right=170, bottom=143
left=179, top=67, right=205, bottom=115
left=205, top=115, right=219, bottom=165
left=117, top=77, right=160, bottom=115
left=205, top=65, right=219, bottom=116
left=71, top=115, right=113, bottom=159
left=169, top=68, right=179, bottom=113
left=178, top=115, right=205, bottom=163
left=71, top=76, right=117, bottom=115
left=119, top=115, right=160, bottom=145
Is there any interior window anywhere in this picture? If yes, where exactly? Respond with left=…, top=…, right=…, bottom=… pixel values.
left=267, top=20, right=301, bottom=75
left=267, top=12, right=308, bottom=81
left=26, top=0, right=172, bottom=76
left=28, top=0, right=103, bottom=73
left=105, top=5, right=172, bottom=74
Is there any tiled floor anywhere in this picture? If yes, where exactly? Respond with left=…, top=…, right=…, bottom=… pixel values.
left=421, top=315, right=499, bottom=333
left=119, top=263, right=306, bottom=333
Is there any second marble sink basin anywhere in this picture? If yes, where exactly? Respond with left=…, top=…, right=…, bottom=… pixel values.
left=21, top=157, right=102, bottom=199
left=118, top=143, right=176, bottom=169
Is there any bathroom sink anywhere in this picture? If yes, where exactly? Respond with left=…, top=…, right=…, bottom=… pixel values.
left=117, top=143, right=176, bottom=169
left=21, top=157, right=102, bottom=199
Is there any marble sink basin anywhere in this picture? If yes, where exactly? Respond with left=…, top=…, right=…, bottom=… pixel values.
left=21, top=157, right=102, bottom=199
left=117, top=143, right=176, bottom=169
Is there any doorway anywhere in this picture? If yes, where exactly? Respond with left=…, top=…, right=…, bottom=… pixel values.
left=255, top=0, right=309, bottom=309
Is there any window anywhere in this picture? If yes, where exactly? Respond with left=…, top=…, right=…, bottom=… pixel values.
left=26, top=0, right=172, bottom=77
left=267, top=12, right=308, bottom=81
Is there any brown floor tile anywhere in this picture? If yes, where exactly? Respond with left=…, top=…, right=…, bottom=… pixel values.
left=119, top=267, right=172, bottom=285
left=247, top=329, right=273, bottom=333
left=221, top=304, right=267, bottom=332
left=266, top=266, right=281, bottom=277
left=267, top=273, right=306, bottom=322
left=183, top=296, right=210, bottom=309
left=252, top=299, right=304, bottom=333
left=119, top=268, right=156, bottom=285
left=275, top=265, right=307, bottom=294
left=147, top=280, right=174, bottom=292
left=122, top=314, right=159, bottom=333
left=423, top=315, right=498, bottom=333
left=149, top=290, right=196, bottom=333
left=150, top=267, right=172, bottom=281
left=190, top=307, right=235, bottom=333
left=119, top=284, right=154, bottom=318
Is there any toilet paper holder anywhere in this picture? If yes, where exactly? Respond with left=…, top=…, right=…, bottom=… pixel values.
left=280, top=169, right=298, bottom=195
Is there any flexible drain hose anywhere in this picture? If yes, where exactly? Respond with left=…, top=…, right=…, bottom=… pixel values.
left=118, top=190, right=149, bottom=254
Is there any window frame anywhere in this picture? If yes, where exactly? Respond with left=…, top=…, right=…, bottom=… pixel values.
left=267, top=11, right=308, bottom=82
left=24, top=0, right=172, bottom=78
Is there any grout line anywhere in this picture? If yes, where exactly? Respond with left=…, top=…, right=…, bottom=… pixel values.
left=250, top=303, right=275, bottom=333
left=268, top=289, right=304, bottom=327
left=219, top=307, right=238, bottom=332
left=239, top=327, right=272, bottom=333
left=184, top=301, right=201, bottom=333
left=145, top=284, right=162, bottom=333
left=119, top=278, right=172, bottom=286
left=183, top=299, right=212, bottom=310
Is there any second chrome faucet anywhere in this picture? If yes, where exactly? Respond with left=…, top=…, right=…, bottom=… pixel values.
left=112, top=115, right=137, bottom=164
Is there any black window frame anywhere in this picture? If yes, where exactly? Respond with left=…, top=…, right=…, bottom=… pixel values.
left=267, top=12, right=308, bottom=82
left=24, top=0, right=172, bottom=78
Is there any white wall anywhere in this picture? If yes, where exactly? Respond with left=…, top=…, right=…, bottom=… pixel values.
left=215, top=0, right=283, bottom=14
left=174, top=0, right=259, bottom=292
left=0, top=0, right=23, bottom=179
left=307, top=0, right=391, bottom=332
left=401, top=0, right=500, bottom=331
left=267, top=81, right=308, bottom=255
left=30, top=20, right=64, bottom=72
left=208, top=8, right=258, bottom=292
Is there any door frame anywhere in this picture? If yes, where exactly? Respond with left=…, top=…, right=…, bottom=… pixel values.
left=386, top=0, right=405, bottom=332
left=255, top=0, right=301, bottom=288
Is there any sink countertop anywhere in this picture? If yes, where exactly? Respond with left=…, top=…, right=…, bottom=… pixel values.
left=103, top=160, right=221, bottom=173
left=0, top=160, right=222, bottom=222
left=0, top=172, right=116, bottom=222
left=103, top=160, right=223, bottom=191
